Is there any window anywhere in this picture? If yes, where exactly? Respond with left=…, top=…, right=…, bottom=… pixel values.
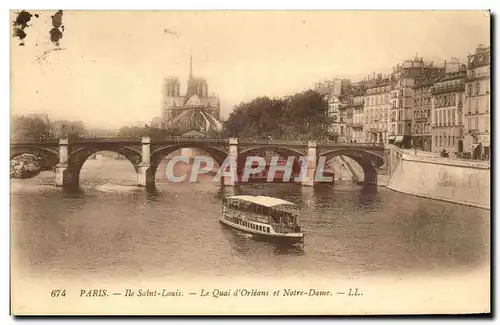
left=452, top=136, right=455, bottom=146
left=468, top=84, right=473, bottom=96
left=476, top=82, right=480, bottom=95
left=266, top=227, right=270, bottom=233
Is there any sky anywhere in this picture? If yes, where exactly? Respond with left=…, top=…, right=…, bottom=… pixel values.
left=10, top=10, right=490, bottom=129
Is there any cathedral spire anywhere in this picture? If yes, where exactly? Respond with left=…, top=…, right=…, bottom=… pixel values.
left=189, top=50, right=193, bottom=80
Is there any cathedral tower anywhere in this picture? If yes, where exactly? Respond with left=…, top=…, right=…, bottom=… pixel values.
left=186, top=53, right=208, bottom=98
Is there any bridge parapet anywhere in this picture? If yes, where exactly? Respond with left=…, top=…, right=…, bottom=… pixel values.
left=239, top=139, right=308, bottom=146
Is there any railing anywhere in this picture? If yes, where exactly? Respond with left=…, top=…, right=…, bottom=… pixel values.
left=238, top=139, right=307, bottom=146
left=10, top=139, right=59, bottom=145
left=466, top=73, right=490, bottom=81
left=318, top=141, right=384, bottom=148
left=431, top=83, right=465, bottom=95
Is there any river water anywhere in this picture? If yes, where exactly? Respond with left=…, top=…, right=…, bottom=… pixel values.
left=11, top=157, right=490, bottom=283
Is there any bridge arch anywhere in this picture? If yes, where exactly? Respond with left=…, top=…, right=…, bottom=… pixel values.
left=10, top=146, right=59, bottom=160
left=10, top=147, right=59, bottom=171
left=65, top=145, right=142, bottom=188
left=238, top=146, right=303, bottom=180
left=319, top=148, right=385, bottom=185
left=239, top=146, right=304, bottom=159
left=150, top=144, right=228, bottom=181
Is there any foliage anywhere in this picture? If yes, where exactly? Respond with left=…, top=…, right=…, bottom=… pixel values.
left=222, top=90, right=333, bottom=140
left=50, top=120, right=85, bottom=140
left=11, top=115, right=53, bottom=141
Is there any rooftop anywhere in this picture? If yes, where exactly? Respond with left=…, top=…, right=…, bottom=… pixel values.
left=226, top=195, right=296, bottom=208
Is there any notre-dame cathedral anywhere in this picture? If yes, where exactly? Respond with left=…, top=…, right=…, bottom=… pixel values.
left=156, top=55, right=222, bottom=134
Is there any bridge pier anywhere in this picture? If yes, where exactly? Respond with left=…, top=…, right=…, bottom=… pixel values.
left=302, top=141, right=317, bottom=187
left=55, top=138, right=69, bottom=187
left=137, top=136, right=155, bottom=187
left=222, top=138, right=239, bottom=186
left=363, top=162, right=378, bottom=185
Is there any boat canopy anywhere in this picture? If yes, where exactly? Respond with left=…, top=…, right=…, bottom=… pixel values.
left=226, top=195, right=296, bottom=208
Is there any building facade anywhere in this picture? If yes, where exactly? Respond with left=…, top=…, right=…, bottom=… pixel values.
left=327, top=95, right=347, bottom=141
left=412, top=80, right=434, bottom=151
left=314, top=78, right=351, bottom=97
left=390, top=57, right=445, bottom=148
left=431, top=69, right=466, bottom=154
left=346, top=87, right=366, bottom=143
left=464, top=44, right=491, bottom=159
left=364, top=75, right=392, bottom=144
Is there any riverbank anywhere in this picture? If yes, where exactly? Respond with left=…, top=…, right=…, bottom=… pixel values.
left=384, top=153, right=490, bottom=210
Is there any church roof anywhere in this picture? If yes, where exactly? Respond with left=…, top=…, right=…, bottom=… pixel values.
left=164, top=94, right=219, bottom=108
left=164, top=108, right=223, bottom=133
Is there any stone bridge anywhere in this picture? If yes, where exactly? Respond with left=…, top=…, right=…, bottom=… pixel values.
left=10, top=137, right=396, bottom=189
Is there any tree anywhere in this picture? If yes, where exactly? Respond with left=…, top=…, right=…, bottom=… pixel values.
left=49, top=120, right=85, bottom=140
left=222, top=90, right=332, bottom=140
left=11, top=115, right=52, bottom=141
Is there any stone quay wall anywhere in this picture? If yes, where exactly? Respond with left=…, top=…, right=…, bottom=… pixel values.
left=385, top=153, right=490, bottom=210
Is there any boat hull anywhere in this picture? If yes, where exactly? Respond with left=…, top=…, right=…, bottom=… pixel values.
left=219, top=218, right=304, bottom=245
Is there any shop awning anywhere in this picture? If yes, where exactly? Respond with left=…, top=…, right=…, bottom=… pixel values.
left=395, top=135, right=404, bottom=143
left=388, top=136, right=396, bottom=140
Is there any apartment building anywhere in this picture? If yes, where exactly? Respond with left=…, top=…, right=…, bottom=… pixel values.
left=464, top=44, right=491, bottom=158
left=364, top=75, right=392, bottom=144
left=390, top=57, right=445, bottom=148
left=431, top=68, right=466, bottom=154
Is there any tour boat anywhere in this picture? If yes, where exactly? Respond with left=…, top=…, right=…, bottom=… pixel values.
left=220, top=195, right=304, bottom=245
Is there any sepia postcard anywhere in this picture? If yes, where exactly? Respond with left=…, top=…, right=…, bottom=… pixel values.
left=10, top=10, right=491, bottom=316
